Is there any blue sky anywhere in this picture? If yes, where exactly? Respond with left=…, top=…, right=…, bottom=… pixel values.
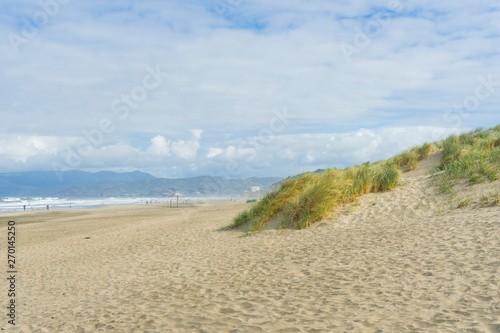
left=1, top=0, right=499, bottom=178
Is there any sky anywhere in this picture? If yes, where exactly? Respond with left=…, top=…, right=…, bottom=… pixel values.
left=1, top=0, right=499, bottom=179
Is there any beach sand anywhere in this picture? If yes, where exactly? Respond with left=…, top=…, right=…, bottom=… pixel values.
left=1, top=157, right=499, bottom=332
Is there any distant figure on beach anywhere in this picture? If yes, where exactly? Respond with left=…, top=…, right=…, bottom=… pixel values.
left=23, top=205, right=26, bottom=211
left=47, top=205, right=49, bottom=210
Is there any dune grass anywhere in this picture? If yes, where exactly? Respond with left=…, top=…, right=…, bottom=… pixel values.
left=227, top=125, right=500, bottom=232
left=232, top=173, right=321, bottom=232
left=390, top=142, right=438, bottom=171
left=434, top=127, right=500, bottom=195
left=481, top=191, right=500, bottom=206
left=227, top=160, right=402, bottom=231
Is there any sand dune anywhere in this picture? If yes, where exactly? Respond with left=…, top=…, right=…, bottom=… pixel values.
left=1, top=156, right=499, bottom=332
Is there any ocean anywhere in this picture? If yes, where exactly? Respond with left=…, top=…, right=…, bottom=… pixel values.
left=0, top=196, right=216, bottom=214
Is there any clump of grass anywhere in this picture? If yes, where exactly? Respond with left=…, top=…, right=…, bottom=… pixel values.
left=436, top=177, right=456, bottom=197
left=481, top=191, right=500, bottom=206
left=470, top=174, right=485, bottom=185
left=457, top=197, right=473, bottom=208
left=372, top=162, right=400, bottom=191
left=391, top=142, right=437, bottom=171
left=225, top=173, right=321, bottom=231
left=282, top=171, right=347, bottom=229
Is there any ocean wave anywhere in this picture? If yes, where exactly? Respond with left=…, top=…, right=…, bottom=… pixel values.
left=0, top=196, right=219, bottom=213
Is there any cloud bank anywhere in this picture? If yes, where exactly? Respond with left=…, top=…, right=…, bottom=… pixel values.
left=1, top=0, right=499, bottom=178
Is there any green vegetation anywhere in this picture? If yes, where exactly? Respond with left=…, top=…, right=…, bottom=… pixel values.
left=481, top=191, right=500, bottom=206
left=229, top=160, right=404, bottom=231
left=227, top=125, right=500, bottom=233
left=229, top=161, right=404, bottom=231
left=457, top=197, right=473, bottom=208
left=391, top=143, right=437, bottom=171
left=434, top=127, right=500, bottom=193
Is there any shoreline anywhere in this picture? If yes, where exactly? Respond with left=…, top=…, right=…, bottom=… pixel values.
left=0, top=197, right=244, bottom=215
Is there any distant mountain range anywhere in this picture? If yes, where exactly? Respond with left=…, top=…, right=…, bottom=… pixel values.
left=0, top=171, right=282, bottom=197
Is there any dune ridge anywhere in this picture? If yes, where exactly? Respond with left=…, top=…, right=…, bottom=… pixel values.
left=229, top=125, right=500, bottom=232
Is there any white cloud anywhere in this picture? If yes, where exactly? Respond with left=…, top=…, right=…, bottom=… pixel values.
left=147, top=135, right=170, bottom=157
left=0, top=125, right=469, bottom=177
left=0, top=135, right=75, bottom=162
left=170, top=130, right=203, bottom=160
left=207, top=147, right=224, bottom=158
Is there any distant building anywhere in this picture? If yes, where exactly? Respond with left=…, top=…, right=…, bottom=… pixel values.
left=248, top=186, right=261, bottom=193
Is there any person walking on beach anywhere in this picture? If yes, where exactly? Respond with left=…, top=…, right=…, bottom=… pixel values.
left=47, top=205, right=49, bottom=210
left=23, top=205, right=26, bottom=211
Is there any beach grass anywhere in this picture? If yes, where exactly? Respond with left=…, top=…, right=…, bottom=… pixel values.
left=226, top=125, right=500, bottom=232
left=226, top=161, right=401, bottom=231
left=480, top=191, right=500, bottom=206
left=434, top=127, right=500, bottom=192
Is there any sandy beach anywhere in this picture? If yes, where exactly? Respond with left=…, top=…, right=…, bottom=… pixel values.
left=3, top=0, right=499, bottom=331
left=1, top=163, right=500, bottom=332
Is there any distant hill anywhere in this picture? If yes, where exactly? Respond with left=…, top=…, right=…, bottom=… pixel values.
left=0, top=170, right=282, bottom=197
